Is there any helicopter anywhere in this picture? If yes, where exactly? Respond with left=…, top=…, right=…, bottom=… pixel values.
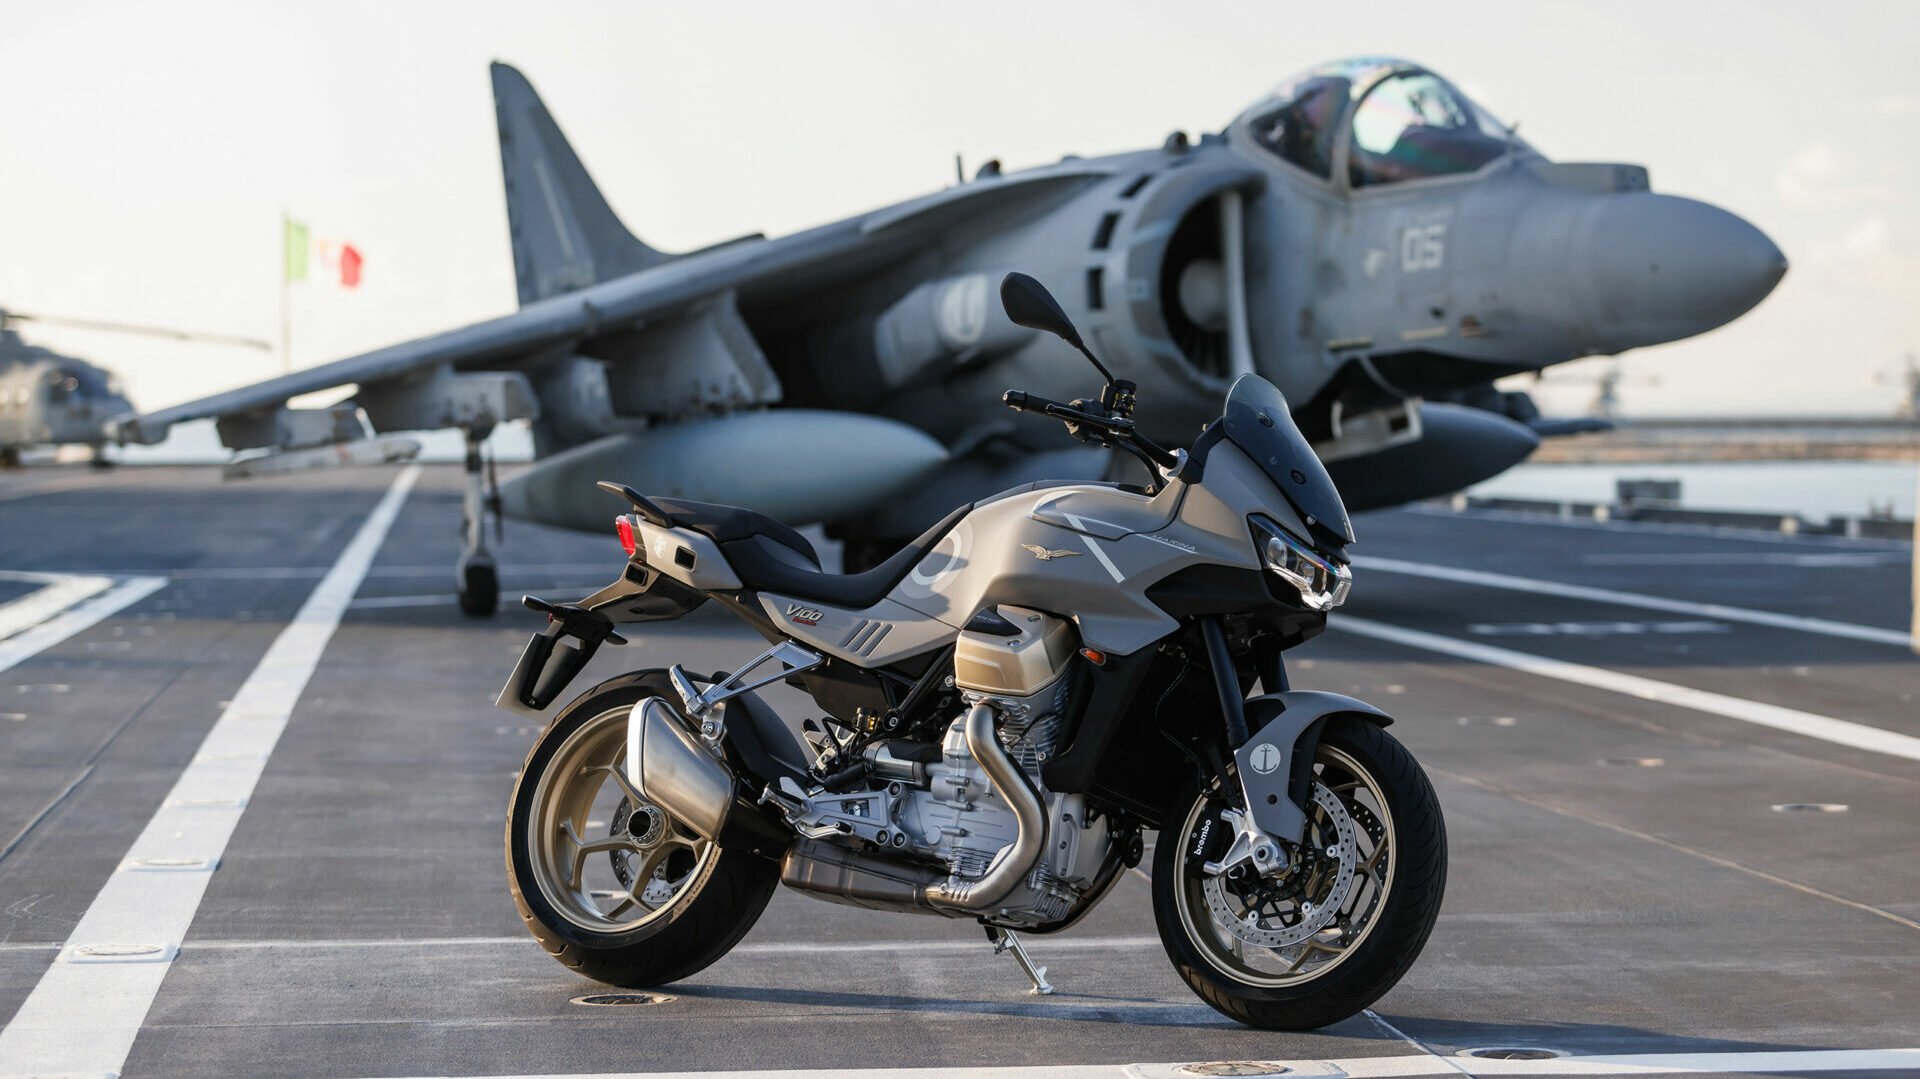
left=0, top=310, right=267, bottom=467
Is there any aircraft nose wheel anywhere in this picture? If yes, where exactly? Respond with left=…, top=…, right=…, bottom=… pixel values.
left=458, top=558, right=499, bottom=616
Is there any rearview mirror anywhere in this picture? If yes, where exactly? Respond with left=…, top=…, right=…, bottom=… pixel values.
left=1000, top=272, right=1082, bottom=347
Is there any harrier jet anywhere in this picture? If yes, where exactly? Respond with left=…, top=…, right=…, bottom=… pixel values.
left=119, top=57, right=1786, bottom=614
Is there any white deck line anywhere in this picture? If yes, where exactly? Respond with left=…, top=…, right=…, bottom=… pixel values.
left=1333, top=615, right=1920, bottom=762
left=0, top=464, right=419, bottom=1078
left=355, top=1046, right=1920, bottom=1078
left=0, top=574, right=167, bottom=676
left=0, top=571, right=111, bottom=641
left=0, top=933, right=1163, bottom=956
left=1354, top=555, right=1914, bottom=648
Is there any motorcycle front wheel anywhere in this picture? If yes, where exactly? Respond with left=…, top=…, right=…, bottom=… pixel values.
left=1152, top=715, right=1446, bottom=1030
left=506, top=674, right=779, bottom=987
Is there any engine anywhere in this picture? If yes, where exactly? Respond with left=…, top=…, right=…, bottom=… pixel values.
left=907, top=679, right=1111, bottom=926
left=777, top=606, right=1115, bottom=928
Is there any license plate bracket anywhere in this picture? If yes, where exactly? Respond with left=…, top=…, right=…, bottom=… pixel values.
left=493, top=597, right=625, bottom=718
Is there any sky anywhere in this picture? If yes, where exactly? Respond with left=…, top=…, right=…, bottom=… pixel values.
left=1, top=0, right=1916, bottom=441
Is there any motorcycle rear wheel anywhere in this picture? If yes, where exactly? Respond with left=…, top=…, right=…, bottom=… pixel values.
left=1152, top=715, right=1446, bottom=1030
left=506, top=674, right=779, bottom=987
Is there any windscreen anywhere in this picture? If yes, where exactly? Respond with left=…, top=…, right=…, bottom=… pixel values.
left=1220, top=374, right=1355, bottom=545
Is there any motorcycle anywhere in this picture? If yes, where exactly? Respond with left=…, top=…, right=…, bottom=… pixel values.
left=495, top=272, right=1446, bottom=1029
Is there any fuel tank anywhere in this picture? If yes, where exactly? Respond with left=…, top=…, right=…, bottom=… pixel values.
left=499, top=409, right=948, bottom=532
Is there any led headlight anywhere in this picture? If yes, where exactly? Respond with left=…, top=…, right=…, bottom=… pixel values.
left=1251, top=515, right=1352, bottom=611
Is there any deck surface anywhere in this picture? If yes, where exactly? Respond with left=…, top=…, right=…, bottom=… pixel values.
left=0, top=464, right=1914, bottom=1079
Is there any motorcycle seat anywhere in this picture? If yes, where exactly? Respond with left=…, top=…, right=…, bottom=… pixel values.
left=690, top=500, right=972, bottom=611
left=649, top=498, right=822, bottom=565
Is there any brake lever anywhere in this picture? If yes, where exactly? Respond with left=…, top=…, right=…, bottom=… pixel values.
left=1041, top=400, right=1133, bottom=432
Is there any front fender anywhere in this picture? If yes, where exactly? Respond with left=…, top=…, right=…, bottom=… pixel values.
left=1234, top=690, right=1395, bottom=842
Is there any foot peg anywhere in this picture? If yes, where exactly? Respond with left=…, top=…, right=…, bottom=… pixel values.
left=986, top=927, right=1054, bottom=995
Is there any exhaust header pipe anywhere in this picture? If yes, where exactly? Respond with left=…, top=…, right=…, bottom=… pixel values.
left=922, top=701, right=1048, bottom=911
left=779, top=700, right=1052, bottom=916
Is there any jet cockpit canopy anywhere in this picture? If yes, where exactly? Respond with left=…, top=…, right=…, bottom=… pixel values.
left=1235, top=58, right=1536, bottom=189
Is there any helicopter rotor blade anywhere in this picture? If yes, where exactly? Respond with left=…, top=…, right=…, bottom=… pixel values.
left=3, top=312, right=271, bottom=351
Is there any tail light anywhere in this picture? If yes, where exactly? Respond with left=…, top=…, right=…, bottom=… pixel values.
left=615, top=515, right=638, bottom=557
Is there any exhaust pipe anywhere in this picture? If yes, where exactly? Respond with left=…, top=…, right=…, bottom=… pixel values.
left=779, top=701, right=1052, bottom=916
left=625, top=696, right=787, bottom=857
left=923, top=701, right=1047, bottom=912
left=782, top=838, right=945, bottom=913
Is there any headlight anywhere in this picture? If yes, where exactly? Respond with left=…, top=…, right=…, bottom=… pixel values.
left=1251, top=515, right=1352, bottom=611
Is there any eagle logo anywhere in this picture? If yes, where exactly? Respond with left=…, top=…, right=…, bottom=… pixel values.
left=1021, top=543, right=1080, bottom=562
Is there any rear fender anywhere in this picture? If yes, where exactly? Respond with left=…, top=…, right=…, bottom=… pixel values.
left=1235, top=690, right=1393, bottom=843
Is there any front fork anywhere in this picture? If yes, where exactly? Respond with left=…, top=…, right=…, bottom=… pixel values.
left=1199, top=616, right=1318, bottom=874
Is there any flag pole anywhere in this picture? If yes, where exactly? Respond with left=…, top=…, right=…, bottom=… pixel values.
left=279, top=210, right=292, bottom=374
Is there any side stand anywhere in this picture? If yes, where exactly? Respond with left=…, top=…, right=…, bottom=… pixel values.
left=985, top=926, right=1054, bottom=996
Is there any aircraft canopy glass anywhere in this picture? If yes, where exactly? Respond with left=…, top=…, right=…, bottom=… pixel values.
left=1245, top=73, right=1351, bottom=179
left=1239, top=58, right=1528, bottom=188
left=1348, top=70, right=1515, bottom=187
left=56, top=365, right=116, bottom=396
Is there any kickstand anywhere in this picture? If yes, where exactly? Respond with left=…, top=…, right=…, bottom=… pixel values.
left=985, top=926, right=1055, bottom=995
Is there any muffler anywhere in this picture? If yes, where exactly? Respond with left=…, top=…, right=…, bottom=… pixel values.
left=625, top=696, right=788, bottom=858
left=781, top=838, right=945, bottom=914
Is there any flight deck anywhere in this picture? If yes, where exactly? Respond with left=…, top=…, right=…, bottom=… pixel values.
left=0, top=463, right=1915, bottom=1079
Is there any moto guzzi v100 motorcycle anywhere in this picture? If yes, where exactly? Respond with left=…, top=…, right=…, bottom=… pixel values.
left=495, top=273, right=1445, bottom=1029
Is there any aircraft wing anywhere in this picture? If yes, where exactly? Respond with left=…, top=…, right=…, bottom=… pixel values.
left=118, top=298, right=583, bottom=445
left=120, top=162, right=1113, bottom=451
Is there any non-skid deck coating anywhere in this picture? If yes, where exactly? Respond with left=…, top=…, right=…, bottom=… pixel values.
left=0, top=463, right=1914, bottom=1079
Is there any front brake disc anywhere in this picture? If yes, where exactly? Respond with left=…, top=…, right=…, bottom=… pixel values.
left=1202, top=783, right=1358, bottom=948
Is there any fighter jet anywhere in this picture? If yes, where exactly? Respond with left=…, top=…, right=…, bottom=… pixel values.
left=118, top=57, right=1786, bottom=614
left=0, top=310, right=269, bottom=467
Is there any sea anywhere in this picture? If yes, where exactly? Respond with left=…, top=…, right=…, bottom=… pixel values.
left=1470, top=461, right=1918, bottom=521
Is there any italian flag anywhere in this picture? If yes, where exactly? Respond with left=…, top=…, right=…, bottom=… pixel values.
left=285, top=219, right=363, bottom=288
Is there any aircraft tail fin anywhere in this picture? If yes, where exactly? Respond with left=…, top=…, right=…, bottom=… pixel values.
left=491, top=62, right=666, bottom=305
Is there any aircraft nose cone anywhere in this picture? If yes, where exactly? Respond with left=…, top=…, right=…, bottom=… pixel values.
left=1578, top=194, right=1786, bottom=348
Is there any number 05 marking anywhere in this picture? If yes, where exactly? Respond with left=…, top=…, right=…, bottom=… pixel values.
left=1401, top=224, right=1446, bottom=272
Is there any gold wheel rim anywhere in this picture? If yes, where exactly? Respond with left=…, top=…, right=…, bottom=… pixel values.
left=1173, top=743, right=1397, bottom=988
left=526, top=705, right=717, bottom=933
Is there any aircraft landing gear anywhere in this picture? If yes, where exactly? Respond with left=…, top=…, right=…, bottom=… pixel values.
left=457, top=427, right=503, bottom=617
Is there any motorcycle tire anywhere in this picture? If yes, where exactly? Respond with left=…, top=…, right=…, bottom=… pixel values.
left=1152, top=715, right=1446, bottom=1030
left=506, top=674, right=779, bottom=987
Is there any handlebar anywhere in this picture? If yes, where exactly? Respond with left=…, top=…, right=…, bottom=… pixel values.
left=1002, top=388, right=1179, bottom=470
left=1002, top=389, right=1117, bottom=427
